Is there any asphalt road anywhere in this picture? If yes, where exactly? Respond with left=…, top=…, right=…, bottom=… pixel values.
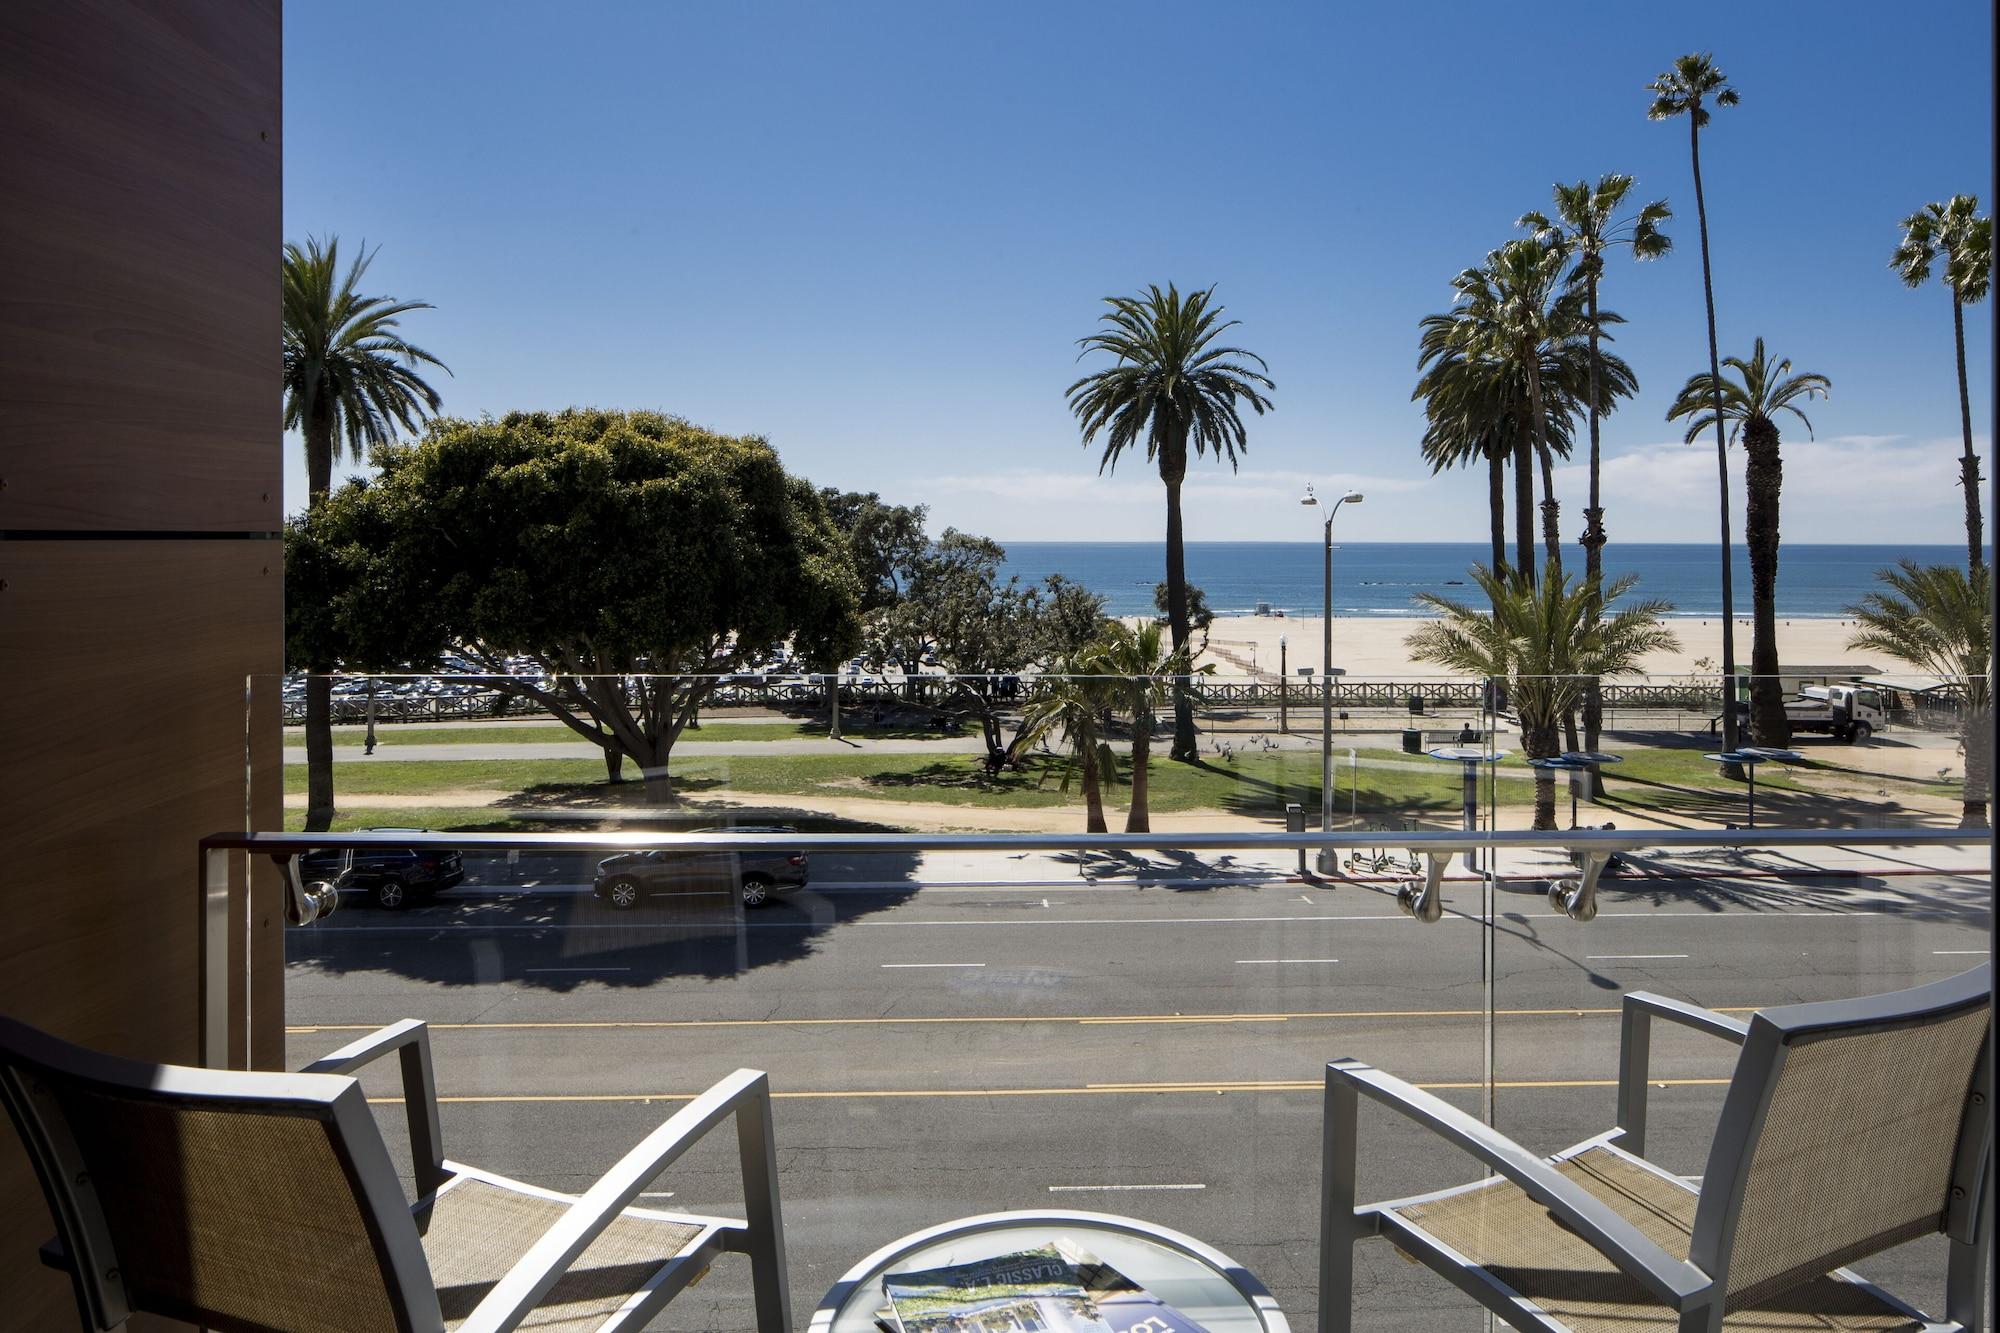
left=284, top=854, right=1991, bottom=1330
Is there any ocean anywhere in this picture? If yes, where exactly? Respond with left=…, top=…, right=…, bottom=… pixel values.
left=995, top=542, right=1963, bottom=619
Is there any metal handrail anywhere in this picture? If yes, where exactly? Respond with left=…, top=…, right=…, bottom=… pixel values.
left=201, top=825, right=1988, bottom=1071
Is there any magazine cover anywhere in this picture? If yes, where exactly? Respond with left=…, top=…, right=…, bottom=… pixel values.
left=882, top=1245, right=1110, bottom=1332
left=1060, top=1241, right=1212, bottom=1333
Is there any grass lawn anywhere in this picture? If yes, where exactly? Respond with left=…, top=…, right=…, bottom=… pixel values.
left=291, top=718, right=936, bottom=746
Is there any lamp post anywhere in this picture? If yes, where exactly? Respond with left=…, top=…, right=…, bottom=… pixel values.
left=1278, top=634, right=1287, bottom=733
left=1302, top=486, right=1364, bottom=872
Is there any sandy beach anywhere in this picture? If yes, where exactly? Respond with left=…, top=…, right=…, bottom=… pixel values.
left=1193, top=614, right=1883, bottom=680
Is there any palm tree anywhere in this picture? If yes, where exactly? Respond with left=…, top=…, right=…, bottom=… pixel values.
left=1890, top=195, right=1993, bottom=574
left=1091, top=619, right=1203, bottom=832
left=1428, top=238, right=1583, bottom=578
left=1846, top=561, right=1991, bottom=827
left=1068, top=284, right=1274, bottom=762
left=282, top=236, right=448, bottom=831
left=1017, top=663, right=1120, bottom=832
left=1408, top=564, right=1678, bottom=830
left=1648, top=52, right=1742, bottom=757
left=1667, top=339, right=1829, bottom=749
left=1415, top=309, right=1635, bottom=582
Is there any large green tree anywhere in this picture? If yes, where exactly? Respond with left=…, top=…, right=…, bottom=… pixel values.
left=819, top=489, right=930, bottom=613
left=1068, top=283, right=1273, bottom=762
left=1890, top=195, right=1993, bottom=574
left=282, top=236, right=447, bottom=830
left=289, top=409, right=862, bottom=804
left=1668, top=339, right=1830, bottom=749
left=1408, top=565, right=1677, bottom=830
left=1520, top=176, right=1670, bottom=786
left=1846, top=561, right=1991, bottom=828
left=1648, top=52, right=1743, bottom=758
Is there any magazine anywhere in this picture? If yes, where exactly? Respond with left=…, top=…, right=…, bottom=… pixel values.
left=878, top=1240, right=1210, bottom=1333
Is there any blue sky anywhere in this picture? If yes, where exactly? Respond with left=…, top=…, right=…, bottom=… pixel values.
left=284, top=2, right=1993, bottom=546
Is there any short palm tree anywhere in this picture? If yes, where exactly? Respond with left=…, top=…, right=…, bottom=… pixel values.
left=1017, top=663, right=1120, bottom=833
left=1068, top=284, right=1274, bottom=763
left=1408, top=565, right=1677, bottom=831
left=1428, top=238, right=1581, bottom=577
left=1667, top=339, right=1829, bottom=749
left=283, top=236, right=448, bottom=831
left=1846, top=562, right=1991, bottom=828
left=1649, top=52, right=1743, bottom=756
left=1090, top=619, right=1204, bottom=832
left=1891, top=195, right=1993, bottom=574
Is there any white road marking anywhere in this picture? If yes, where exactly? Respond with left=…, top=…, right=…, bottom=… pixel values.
left=523, top=967, right=631, bottom=973
left=1586, top=954, right=1690, bottom=961
left=639, top=1191, right=676, bottom=1199
left=1047, top=1183, right=1205, bottom=1193
left=1236, top=958, right=1340, bottom=965
left=881, top=962, right=985, bottom=969
left=1933, top=950, right=1989, bottom=956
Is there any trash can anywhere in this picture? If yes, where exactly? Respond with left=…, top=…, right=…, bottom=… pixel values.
left=1408, top=694, right=1426, bottom=715
left=1401, top=728, right=1423, bottom=755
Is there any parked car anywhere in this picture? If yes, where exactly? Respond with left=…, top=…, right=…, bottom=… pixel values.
left=300, top=830, right=465, bottom=910
left=592, top=828, right=808, bottom=909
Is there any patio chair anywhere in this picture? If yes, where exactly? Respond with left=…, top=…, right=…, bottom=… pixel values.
left=0, top=1017, right=790, bottom=1332
left=1320, top=964, right=1992, bottom=1332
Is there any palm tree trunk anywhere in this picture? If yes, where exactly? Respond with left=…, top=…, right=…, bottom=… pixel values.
left=1487, top=444, right=1507, bottom=577
left=1524, top=713, right=1560, bottom=831
left=1124, top=715, right=1150, bottom=833
left=1525, top=352, right=1562, bottom=576
left=1952, top=297, right=1984, bottom=575
left=303, top=407, right=338, bottom=832
left=1960, top=703, right=1989, bottom=829
left=1690, top=113, right=1742, bottom=762
left=1581, top=272, right=1607, bottom=793
left=1742, top=418, right=1790, bottom=747
left=1160, top=448, right=1198, bottom=762
left=1512, top=433, right=1536, bottom=585
left=1082, top=741, right=1107, bottom=833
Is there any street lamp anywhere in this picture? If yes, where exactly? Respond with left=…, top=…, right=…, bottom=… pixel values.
left=1302, top=486, right=1363, bottom=872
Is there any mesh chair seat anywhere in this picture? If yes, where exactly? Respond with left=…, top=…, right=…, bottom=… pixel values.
left=1390, top=1145, right=1920, bottom=1332
left=417, top=1173, right=710, bottom=1332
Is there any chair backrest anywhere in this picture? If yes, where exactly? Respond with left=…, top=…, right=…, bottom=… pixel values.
left=0, top=1019, right=442, bottom=1333
left=1689, top=964, right=1991, bottom=1310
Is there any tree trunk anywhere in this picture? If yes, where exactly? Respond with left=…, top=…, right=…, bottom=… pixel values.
left=1742, top=417, right=1790, bottom=747
left=828, top=676, right=842, bottom=741
left=1125, top=709, right=1152, bottom=833
left=1512, top=433, right=1536, bottom=585
left=302, top=406, right=339, bottom=832
left=1523, top=712, right=1560, bottom=831
left=1082, top=741, right=1107, bottom=834
left=1486, top=444, right=1507, bottom=577
left=1581, top=271, right=1607, bottom=795
left=1960, top=705, right=1990, bottom=829
left=1690, top=112, right=1741, bottom=762
left=1953, top=297, right=1984, bottom=574
left=603, top=747, right=625, bottom=782
left=1160, top=447, right=1198, bottom=761
left=1525, top=350, right=1562, bottom=577
left=642, top=768, right=678, bottom=804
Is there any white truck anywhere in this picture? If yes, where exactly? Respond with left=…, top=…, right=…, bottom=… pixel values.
left=1783, top=683, right=1888, bottom=743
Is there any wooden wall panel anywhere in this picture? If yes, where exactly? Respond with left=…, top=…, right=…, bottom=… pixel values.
left=0, top=0, right=282, bottom=532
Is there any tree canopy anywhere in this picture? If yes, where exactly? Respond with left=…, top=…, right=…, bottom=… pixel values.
left=288, top=408, right=863, bottom=801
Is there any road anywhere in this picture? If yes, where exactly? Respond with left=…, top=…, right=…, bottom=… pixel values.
left=283, top=852, right=1991, bottom=1330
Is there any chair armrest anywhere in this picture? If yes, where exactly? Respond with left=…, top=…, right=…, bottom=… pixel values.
left=1326, top=1058, right=1711, bottom=1310
left=1616, top=994, right=1748, bottom=1155
left=457, top=1068, right=785, bottom=1333
left=301, top=1019, right=445, bottom=1195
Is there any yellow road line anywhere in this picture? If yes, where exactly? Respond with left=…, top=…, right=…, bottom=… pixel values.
left=293, top=1005, right=1759, bottom=1036
left=366, top=1076, right=1732, bottom=1107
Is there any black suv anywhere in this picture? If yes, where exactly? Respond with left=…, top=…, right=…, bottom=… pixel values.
left=300, top=830, right=466, bottom=909
left=593, top=827, right=808, bottom=909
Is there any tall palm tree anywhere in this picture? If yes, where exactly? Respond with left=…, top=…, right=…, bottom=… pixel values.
left=1648, top=52, right=1742, bottom=756
left=1415, top=310, right=1635, bottom=581
left=1890, top=195, right=1993, bottom=574
left=282, top=236, right=448, bottom=831
left=1408, top=564, right=1678, bottom=830
left=1520, top=176, right=1671, bottom=585
left=1429, top=238, right=1582, bottom=578
left=1017, top=662, right=1120, bottom=832
left=1846, top=561, right=1991, bottom=827
left=1068, top=284, right=1273, bottom=762
left=1667, top=339, right=1829, bottom=749
left=1090, top=618, right=1203, bottom=832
